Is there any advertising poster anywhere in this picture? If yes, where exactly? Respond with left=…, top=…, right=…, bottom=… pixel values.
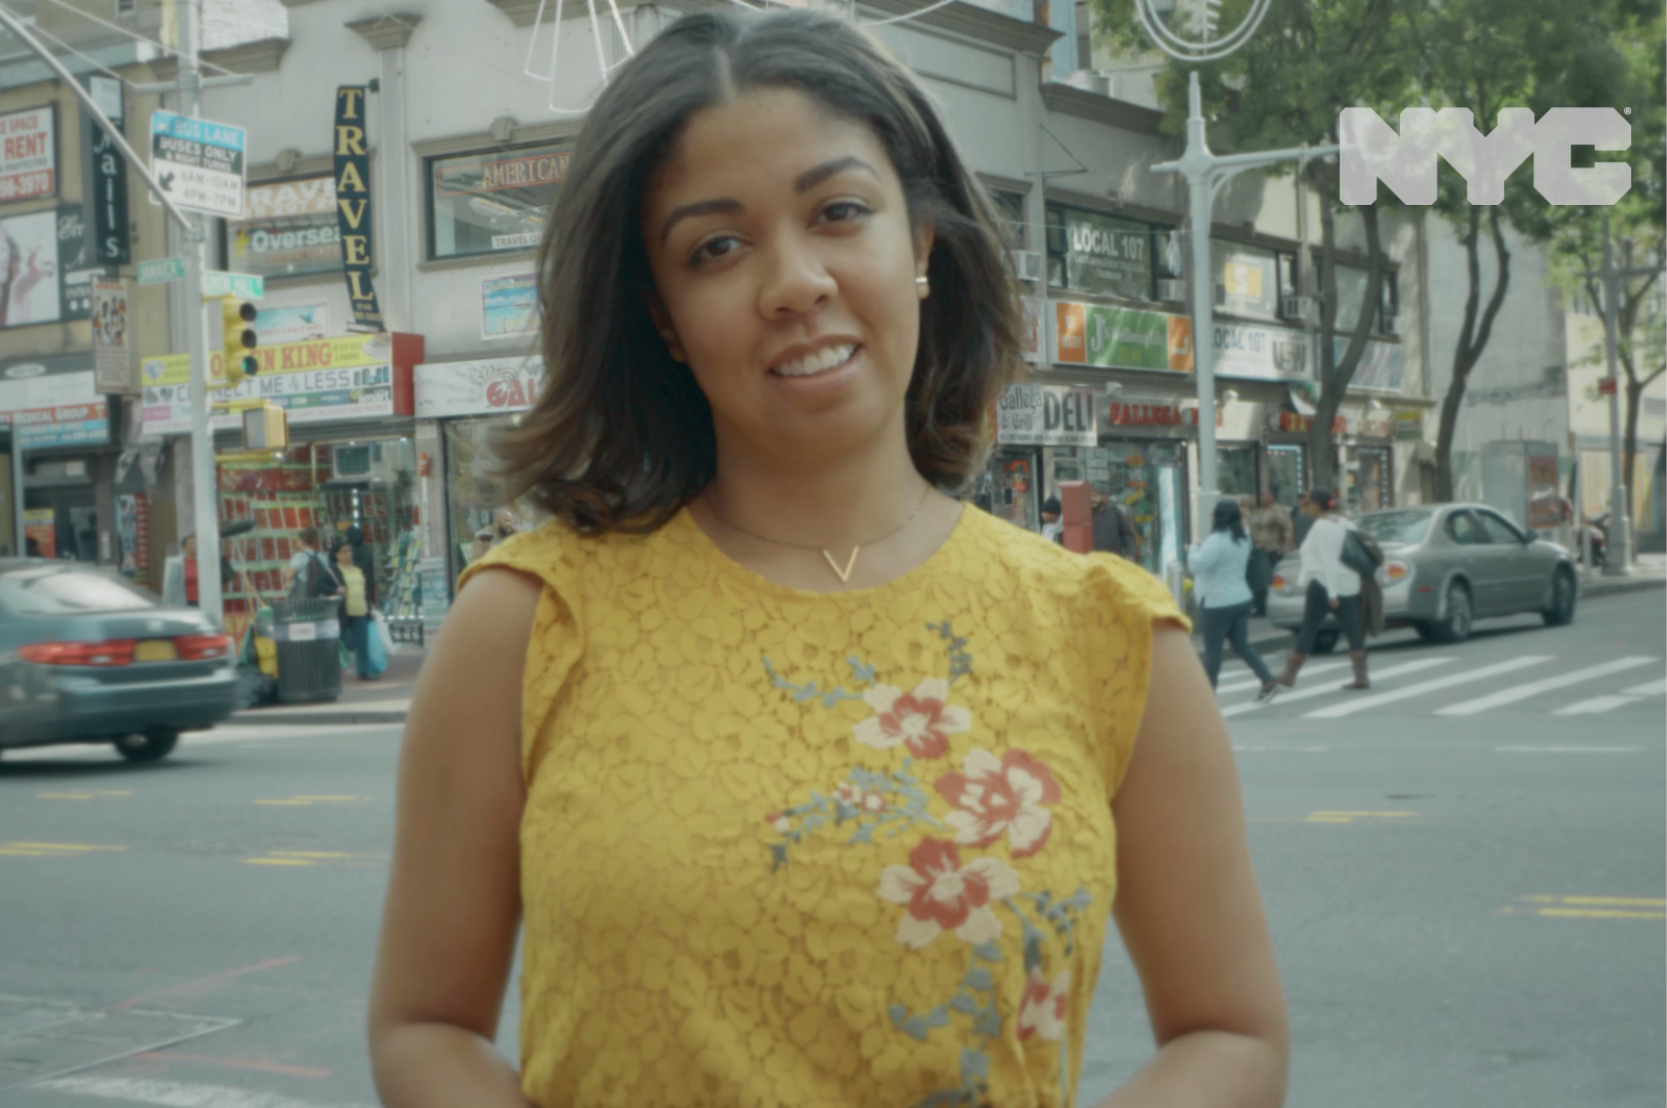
left=117, top=492, right=150, bottom=584
left=92, top=278, right=132, bottom=393
left=1211, top=321, right=1312, bottom=382
left=0, top=105, right=57, bottom=203
left=22, top=507, right=55, bottom=558
left=55, top=204, right=99, bottom=322
left=481, top=273, right=538, bottom=340
left=0, top=369, right=109, bottom=447
left=255, top=302, right=329, bottom=345
left=415, top=356, right=545, bottom=418
left=0, top=209, right=61, bottom=328
left=141, top=333, right=397, bottom=434
left=229, top=177, right=340, bottom=280
left=1054, top=208, right=1152, bottom=301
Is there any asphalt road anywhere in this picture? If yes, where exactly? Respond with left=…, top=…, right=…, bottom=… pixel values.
left=1, top=590, right=1661, bottom=1108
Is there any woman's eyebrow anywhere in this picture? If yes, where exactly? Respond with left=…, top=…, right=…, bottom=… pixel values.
left=658, top=155, right=880, bottom=245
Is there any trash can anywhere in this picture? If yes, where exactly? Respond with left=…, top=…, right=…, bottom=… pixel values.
left=271, top=598, right=343, bottom=704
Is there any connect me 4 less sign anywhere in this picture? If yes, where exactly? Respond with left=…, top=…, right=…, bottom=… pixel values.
left=139, top=334, right=395, bottom=435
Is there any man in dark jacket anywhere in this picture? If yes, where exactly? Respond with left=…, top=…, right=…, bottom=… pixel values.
left=1090, top=490, right=1139, bottom=560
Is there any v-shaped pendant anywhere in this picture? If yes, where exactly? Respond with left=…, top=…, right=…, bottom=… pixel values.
left=822, top=546, right=859, bottom=583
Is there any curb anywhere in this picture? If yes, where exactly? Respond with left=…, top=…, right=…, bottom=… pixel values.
left=232, top=706, right=411, bottom=727
left=1581, top=575, right=1667, bottom=600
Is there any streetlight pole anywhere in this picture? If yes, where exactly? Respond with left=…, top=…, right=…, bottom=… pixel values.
left=175, top=0, right=225, bottom=624
left=1150, top=71, right=1338, bottom=535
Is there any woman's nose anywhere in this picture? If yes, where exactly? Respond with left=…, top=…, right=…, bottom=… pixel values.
left=757, top=235, right=837, bottom=318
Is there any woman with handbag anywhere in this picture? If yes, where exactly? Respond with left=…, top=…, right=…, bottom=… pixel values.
left=1277, top=487, right=1371, bottom=690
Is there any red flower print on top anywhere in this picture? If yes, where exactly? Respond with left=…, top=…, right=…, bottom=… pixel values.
left=877, top=837, right=1020, bottom=950
left=935, top=748, right=1062, bottom=858
left=853, top=678, right=972, bottom=760
left=1017, top=967, right=1071, bottom=1041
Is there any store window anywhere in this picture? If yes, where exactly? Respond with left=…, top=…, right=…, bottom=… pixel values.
left=1266, top=444, right=1305, bottom=508
left=979, top=448, right=1040, bottom=532
left=427, top=141, right=573, bottom=260
left=1217, top=445, right=1259, bottom=500
left=1045, top=203, right=1169, bottom=301
left=1346, top=446, right=1392, bottom=514
left=444, top=418, right=536, bottom=573
left=989, top=188, right=1027, bottom=250
left=223, top=176, right=341, bottom=280
left=215, top=439, right=424, bottom=629
left=1085, top=440, right=1188, bottom=575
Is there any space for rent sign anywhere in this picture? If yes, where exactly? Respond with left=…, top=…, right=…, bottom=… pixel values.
left=0, top=106, right=56, bottom=203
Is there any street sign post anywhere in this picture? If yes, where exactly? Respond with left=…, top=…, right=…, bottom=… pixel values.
left=203, top=270, right=264, bottom=299
left=150, top=109, right=246, bottom=219
left=135, top=256, right=187, bottom=285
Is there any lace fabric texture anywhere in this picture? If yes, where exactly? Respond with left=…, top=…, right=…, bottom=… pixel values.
left=461, top=505, right=1189, bottom=1108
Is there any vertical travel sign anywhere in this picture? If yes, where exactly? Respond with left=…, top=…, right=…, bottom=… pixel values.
left=333, top=86, right=383, bottom=331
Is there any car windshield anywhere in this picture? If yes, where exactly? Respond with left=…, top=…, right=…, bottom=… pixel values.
left=1355, top=510, right=1434, bottom=545
left=0, top=565, right=157, bottom=614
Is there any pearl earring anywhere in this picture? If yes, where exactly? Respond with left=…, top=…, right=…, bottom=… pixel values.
left=915, top=275, right=930, bottom=298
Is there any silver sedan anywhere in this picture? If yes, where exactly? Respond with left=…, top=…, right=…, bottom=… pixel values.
left=1266, top=504, right=1580, bottom=652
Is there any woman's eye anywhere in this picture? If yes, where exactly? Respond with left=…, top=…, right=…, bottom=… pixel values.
left=689, top=236, right=740, bottom=265
left=820, top=200, right=872, bottom=225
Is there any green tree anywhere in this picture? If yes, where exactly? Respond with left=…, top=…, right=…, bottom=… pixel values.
left=1534, top=8, right=1665, bottom=520
left=1404, top=0, right=1649, bottom=500
left=1087, top=0, right=1415, bottom=490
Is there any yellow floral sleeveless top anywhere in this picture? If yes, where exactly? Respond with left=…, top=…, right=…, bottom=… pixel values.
left=462, top=503, right=1188, bottom=1108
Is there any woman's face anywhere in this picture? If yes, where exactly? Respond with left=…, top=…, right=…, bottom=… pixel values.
left=335, top=545, right=353, bottom=565
left=641, top=87, right=932, bottom=467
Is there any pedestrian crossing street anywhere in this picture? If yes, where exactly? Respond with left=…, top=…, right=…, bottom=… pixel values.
left=1216, top=651, right=1664, bottom=720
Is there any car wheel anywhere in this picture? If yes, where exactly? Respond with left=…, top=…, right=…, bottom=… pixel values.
left=114, top=729, right=179, bottom=764
left=1427, top=582, right=1473, bottom=644
left=1311, top=630, right=1340, bottom=655
left=1542, top=568, right=1577, bottom=627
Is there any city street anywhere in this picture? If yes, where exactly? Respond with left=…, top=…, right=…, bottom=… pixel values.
left=0, top=589, right=1661, bottom=1108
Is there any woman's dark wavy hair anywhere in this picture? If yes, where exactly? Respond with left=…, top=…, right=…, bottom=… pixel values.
left=494, top=7, right=1026, bottom=534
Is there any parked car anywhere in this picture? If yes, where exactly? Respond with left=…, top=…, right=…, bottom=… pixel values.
left=1266, top=504, right=1580, bottom=651
left=0, top=560, right=239, bottom=762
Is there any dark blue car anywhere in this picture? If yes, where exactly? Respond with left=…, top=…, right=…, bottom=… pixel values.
left=0, top=560, right=239, bottom=763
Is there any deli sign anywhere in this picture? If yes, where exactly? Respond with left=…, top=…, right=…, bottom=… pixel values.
left=996, top=383, right=1096, bottom=447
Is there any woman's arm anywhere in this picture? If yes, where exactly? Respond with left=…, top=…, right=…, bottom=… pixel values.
left=366, top=568, right=543, bottom=1108
left=1100, top=625, right=1289, bottom=1108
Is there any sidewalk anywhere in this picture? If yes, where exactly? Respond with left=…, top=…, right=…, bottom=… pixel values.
left=233, top=557, right=1664, bottom=728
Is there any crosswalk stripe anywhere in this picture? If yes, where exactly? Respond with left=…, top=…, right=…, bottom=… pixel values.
left=1436, top=656, right=1658, bottom=716
left=1304, top=655, right=1555, bottom=719
left=1621, top=677, right=1667, bottom=697
left=1553, top=695, right=1639, bottom=716
left=1221, top=657, right=1452, bottom=717
left=1217, top=660, right=1347, bottom=694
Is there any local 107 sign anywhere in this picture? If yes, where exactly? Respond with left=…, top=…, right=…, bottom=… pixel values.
left=1340, top=107, right=1630, bottom=206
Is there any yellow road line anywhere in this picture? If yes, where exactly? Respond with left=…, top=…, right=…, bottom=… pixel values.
left=1523, top=895, right=1666, bottom=907
left=291, top=795, right=369, bottom=801
left=270, top=851, right=354, bottom=859
left=4, top=842, right=128, bottom=852
left=1532, top=908, right=1666, bottom=920
left=1305, top=816, right=1353, bottom=823
left=244, top=858, right=314, bottom=866
left=36, top=794, right=94, bottom=800
left=0, top=848, right=53, bottom=856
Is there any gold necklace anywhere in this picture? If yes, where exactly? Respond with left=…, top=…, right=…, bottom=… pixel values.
left=704, top=483, right=934, bottom=583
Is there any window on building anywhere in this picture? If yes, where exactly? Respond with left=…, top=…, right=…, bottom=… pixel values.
left=989, top=188, right=1026, bottom=250
left=1324, top=260, right=1398, bottom=335
left=1045, top=203, right=1164, bottom=302
left=426, top=141, right=573, bottom=261
left=222, top=175, right=341, bottom=280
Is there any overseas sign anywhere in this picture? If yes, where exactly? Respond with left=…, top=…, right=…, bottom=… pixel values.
left=140, top=334, right=396, bottom=434
left=150, top=110, right=245, bottom=219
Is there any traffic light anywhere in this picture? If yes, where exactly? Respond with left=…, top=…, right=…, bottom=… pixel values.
left=220, top=297, right=258, bottom=385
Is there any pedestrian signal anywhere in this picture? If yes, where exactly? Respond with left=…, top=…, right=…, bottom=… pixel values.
left=221, top=297, right=258, bottom=384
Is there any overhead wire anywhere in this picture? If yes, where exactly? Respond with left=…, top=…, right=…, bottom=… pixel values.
left=37, top=0, right=244, bottom=76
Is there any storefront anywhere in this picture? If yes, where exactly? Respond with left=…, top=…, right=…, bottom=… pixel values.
left=0, top=358, right=120, bottom=565
left=412, top=354, right=545, bottom=603
left=140, top=332, right=425, bottom=638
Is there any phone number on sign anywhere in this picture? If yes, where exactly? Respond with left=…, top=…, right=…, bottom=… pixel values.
left=0, top=170, right=53, bottom=200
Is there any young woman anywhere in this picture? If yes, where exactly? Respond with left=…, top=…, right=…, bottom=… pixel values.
left=1188, top=499, right=1280, bottom=703
left=367, top=12, right=1287, bottom=1108
left=317, top=539, right=374, bottom=680
left=1278, top=487, right=1369, bottom=690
